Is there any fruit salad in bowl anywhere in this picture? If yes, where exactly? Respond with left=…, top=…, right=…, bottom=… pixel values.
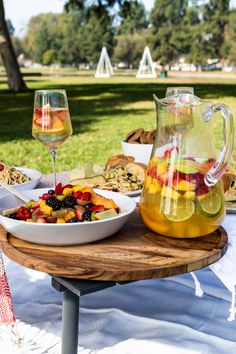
left=3, top=183, right=120, bottom=224
left=0, top=184, right=136, bottom=245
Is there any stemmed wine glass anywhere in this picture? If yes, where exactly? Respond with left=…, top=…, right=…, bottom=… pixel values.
left=32, top=90, right=73, bottom=188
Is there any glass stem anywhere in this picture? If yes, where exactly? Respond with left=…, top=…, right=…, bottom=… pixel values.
left=50, top=149, right=57, bottom=188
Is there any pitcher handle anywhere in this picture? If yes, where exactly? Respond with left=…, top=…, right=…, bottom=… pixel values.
left=203, top=103, right=234, bottom=187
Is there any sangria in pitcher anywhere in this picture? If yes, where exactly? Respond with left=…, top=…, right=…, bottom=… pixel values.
left=139, top=94, right=234, bottom=238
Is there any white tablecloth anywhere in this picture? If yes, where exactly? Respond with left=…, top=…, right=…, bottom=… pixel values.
left=1, top=213, right=236, bottom=354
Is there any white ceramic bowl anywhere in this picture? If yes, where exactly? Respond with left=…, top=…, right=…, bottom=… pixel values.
left=0, top=167, right=42, bottom=199
left=0, top=188, right=136, bottom=246
left=121, top=140, right=153, bottom=165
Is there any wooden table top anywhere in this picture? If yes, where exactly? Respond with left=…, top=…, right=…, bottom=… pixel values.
left=0, top=211, right=228, bottom=282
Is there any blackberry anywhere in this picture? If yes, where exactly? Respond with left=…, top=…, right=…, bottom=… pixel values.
left=48, top=189, right=55, bottom=195
left=82, top=209, right=92, bottom=221
left=45, top=197, right=62, bottom=211
left=9, top=212, right=20, bottom=220
left=84, top=203, right=95, bottom=209
left=63, top=195, right=76, bottom=208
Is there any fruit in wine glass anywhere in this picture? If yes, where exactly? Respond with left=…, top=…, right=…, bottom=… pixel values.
left=32, top=104, right=72, bottom=149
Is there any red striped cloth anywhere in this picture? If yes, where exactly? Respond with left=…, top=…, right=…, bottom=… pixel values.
left=0, top=252, right=16, bottom=326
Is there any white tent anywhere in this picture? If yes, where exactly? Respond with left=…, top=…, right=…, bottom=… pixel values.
left=95, top=47, right=113, bottom=78
left=136, top=46, right=157, bottom=78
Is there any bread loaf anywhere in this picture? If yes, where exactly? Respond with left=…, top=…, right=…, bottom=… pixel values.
left=105, top=154, right=134, bottom=170
left=125, top=128, right=156, bottom=144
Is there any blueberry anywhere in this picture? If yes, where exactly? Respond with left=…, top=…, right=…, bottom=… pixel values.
left=48, top=189, right=55, bottom=195
left=68, top=218, right=78, bottom=223
left=84, top=203, right=94, bottom=209
left=9, top=212, right=20, bottom=220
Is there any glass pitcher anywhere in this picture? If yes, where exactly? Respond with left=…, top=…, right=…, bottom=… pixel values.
left=139, top=94, right=234, bottom=238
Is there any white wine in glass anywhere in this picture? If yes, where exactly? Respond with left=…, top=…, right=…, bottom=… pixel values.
left=32, top=90, right=73, bottom=188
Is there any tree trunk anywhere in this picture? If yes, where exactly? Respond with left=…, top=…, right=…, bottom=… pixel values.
left=0, top=0, right=27, bottom=91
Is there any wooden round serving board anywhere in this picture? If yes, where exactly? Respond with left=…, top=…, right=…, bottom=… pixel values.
left=0, top=211, right=228, bottom=282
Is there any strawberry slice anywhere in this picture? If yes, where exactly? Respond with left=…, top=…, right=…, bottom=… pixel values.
left=41, top=193, right=52, bottom=200
left=89, top=205, right=105, bottom=212
left=34, top=111, right=51, bottom=129
left=196, top=183, right=209, bottom=196
left=35, top=107, right=42, bottom=115
left=73, top=190, right=83, bottom=199
left=36, top=217, right=47, bottom=223
left=63, top=184, right=73, bottom=189
left=158, top=171, right=176, bottom=185
left=57, top=109, right=69, bottom=121
left=201, top=158, right=216, bottom=172
left=55, top=183, right=63, bottom=195
left=164, top=147, right=178, bottom=158
left=147, top=165, right=157, bottom=178
left=74, top=206, right=84, bottom=220
left=81, top=192, right=92, bottom=201
left=186, top=172, right=209, bottom=196
left=17, top=206, right=31, bottom=220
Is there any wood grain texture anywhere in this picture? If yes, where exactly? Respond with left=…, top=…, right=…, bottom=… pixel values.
left=0, top=211, right=228, bottom=281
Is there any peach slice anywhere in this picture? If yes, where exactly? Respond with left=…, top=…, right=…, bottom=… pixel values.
left=176, top=180, right=196, bottom=191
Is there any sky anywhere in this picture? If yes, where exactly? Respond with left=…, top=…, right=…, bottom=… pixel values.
left=4, top=0, right=155, bottom=37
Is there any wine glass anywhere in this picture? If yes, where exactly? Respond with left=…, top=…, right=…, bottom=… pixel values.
left=32, top=90, right=73, bottom=188
left=165, top=86, right=194, bottom=96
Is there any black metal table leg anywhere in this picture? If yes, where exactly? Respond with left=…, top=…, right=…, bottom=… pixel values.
left=62, top=290, right=79, bottom=354
left=51, top=276, right=116, bottom=354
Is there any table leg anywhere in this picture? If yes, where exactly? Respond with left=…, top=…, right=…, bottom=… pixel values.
left=51, top=276, right=116, bottom=354
left=62, top=289, right=80, bottom=354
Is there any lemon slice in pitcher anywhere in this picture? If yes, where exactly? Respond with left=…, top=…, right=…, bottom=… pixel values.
left=161, top=198, right=195, bottom=222
left=197, top=191, right=222, bottom=218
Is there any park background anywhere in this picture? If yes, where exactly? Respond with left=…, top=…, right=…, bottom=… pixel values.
left=0, top=0, right=236, bottom=173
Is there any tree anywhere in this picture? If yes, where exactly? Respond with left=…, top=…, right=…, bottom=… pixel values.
left=222, top=9, right=236, bottom=64
left=64, top=0, right=136, bottom=12
left=183, top=5, right=207, bottom=67
left=0, top=0, right=26, bottom=91
left=149, top=0, right=189, bottom=65
left=23, top=9, right=113, bottom=66
left=80, top=6, right=114, bottom=64
left=117, top=1, right=148, bottom=35
left=56, top=12, right=86, bottom=66
left=202, top=0, right=230, bottom=59
left=24, top=13, right=61, bottom=64
left=113, top=33, right=146, bottom=68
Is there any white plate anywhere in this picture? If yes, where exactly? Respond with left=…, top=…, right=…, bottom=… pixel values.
left=0, top=188, right=136, bottom=246
left=125, top=189, right=142, bottom=197
left=226, top=207, right=236, bottom=214
left=0, top=167, right=42, bottom=199
left=226, top=201, right=236, bottom=214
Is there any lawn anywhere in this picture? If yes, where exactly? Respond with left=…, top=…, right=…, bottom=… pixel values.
left=0, top=72, right=236, bottom=174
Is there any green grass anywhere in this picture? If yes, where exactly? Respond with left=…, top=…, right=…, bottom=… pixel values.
left=0, top=73, right=236, bottom=173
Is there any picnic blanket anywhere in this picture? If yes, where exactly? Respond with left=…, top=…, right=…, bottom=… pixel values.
left=2, top=253, right=236, bottom=354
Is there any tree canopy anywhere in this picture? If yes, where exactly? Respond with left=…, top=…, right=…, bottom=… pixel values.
left=3, top=0, right=236, bottom=80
